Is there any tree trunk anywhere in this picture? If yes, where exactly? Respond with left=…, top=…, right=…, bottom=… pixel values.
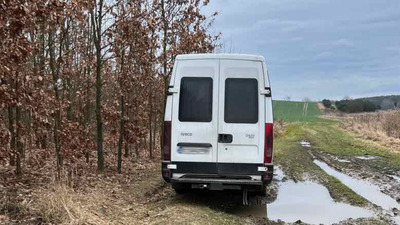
left=160, top=0, right=168, bottom=154
left=8, top=106, right=16, bottom=166
left=16, top=104, right=23, bottom=176
left=65, top=21, right=73, bottom=121
left=135, top=144, right=139, bottom=159
left=49, top=27, right=63, bottom=179
left=84, top=66, right=91, bottom=163
left=117, top=95, right=124, bottom=173
left=95, top=40, right=104, bottom=172
left=84, top=18, right=92, bottom=163
left=152, top=93, right=157, bottom=153
left=91, top=0, right=104, bottom=171
left=66, top=77, right=73, bottom=120
left=124, top=142, right=129, bottom=158
left=15, top=73, right=23, bottom=176
left=124, top=93, right=129, bottom=158
left=149, top=85, right=153, bottom=159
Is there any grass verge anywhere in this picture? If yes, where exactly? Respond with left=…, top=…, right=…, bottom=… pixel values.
left=30, top=163, right=250, bottom=225
left=274, top=122, right=369, bottom=206
left=303, top=122, right=400, bottom=169
left=273, top=100, right=332, bottom=123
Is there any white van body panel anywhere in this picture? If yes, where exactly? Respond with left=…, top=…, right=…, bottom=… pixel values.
left=168, top=54, right=272, bottom=164
left=217, top=60, right=265, bottom=163
left=175, top=54, right=265, bottom=62
left=262, top=63, right=273, bottom=125
left=170, top=59, right=219, bottom=163
left=163, top=54, right=274, bottom=189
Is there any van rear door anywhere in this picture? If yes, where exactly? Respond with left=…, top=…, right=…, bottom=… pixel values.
left=217, top=60, right=265, bottom=170
left=171, top=60, right=219, bottom=169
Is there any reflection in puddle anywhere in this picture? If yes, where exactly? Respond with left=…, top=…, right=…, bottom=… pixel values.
left=274, top=167, right=285, bottom=181
left=299, top=140, right=311, bottom=147
left=388, top=175, right=400, bottom=182
left=314, top=160, right=400, bottom=223
left=334, top=156, right=351, bottom=163
left=355, top=155, right=378, bottom=160
left=268, top=180, right=373, bottom=224
left=226, top=204, right=267, bottom=219
left=314, top=160, right=400, bottom=211
left=228, top=165, right=400, bottom=224
left=337, top=159, right=351, bottom=163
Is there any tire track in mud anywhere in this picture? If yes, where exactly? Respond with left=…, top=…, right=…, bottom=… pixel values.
left=234, top=140, right=400, bottom=224
left=314, top=159, right=400, bottom=224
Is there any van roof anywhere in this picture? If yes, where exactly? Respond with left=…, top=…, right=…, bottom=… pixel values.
left=175, top=54, right=265, bottom=62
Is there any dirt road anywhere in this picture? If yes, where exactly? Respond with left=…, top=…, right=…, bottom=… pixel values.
left=2, top=121, right=400, bottom=225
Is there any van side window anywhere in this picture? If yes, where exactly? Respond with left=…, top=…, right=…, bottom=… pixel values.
left=179, top=77, right=213, bottom=122
left=225, top=78, right=258, bottom=123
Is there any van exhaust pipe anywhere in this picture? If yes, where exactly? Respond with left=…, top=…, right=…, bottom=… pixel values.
left=242, top=188, right=249, bottom=205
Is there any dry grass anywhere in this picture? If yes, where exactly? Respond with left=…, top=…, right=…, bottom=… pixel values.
left=339, top=110, right=400, bottom=152
left=35, top=185, right=95, bottom=224
left=317, top=102, right=325, bottom=111
left=31, top=179, right=242, bottom=225
left=31, top=161, right=160, bottom=225
left=25, top=159, right=247, bottom=225
left=274, top=119, right=286, bottom=138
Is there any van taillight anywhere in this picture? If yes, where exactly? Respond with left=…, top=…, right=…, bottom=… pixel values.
left=163, top=121, right=171, bottom=161
left=264, top=123, right=274, bottom=164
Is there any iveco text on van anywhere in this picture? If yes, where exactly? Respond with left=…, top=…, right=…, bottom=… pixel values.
left=161, top=54, right=274, bottom=197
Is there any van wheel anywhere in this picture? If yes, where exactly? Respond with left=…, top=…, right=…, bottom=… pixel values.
left=172, top=183, right=189, bottom=194
left=258, top=186, right=267, bottom=196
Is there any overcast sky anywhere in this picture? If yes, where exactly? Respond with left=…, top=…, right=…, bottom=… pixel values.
left=203, top=0, right=400, bottom=101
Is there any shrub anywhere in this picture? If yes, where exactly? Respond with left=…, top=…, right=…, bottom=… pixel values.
left=363, top=101, right=378, bottom=112
left=335, top=99, right=378, bottom=113
left=322, top=99, right=332, bottom=108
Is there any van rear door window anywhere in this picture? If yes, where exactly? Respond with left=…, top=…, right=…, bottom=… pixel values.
left=179, top=77, right=213, bottom=122
left=225, top=78, right=258, bottom=123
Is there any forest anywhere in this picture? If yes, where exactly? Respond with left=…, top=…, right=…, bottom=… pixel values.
left=0, top=0, right=220, bottom=178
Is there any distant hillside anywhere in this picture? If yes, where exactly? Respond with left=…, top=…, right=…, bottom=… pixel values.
left=359, top=95, right=400, bottom=110
left=273, top=100, right=329, bottom=122
left=329, top=95, right=400, bottom=113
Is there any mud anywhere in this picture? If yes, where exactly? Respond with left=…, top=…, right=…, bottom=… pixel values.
left=355, top=155, right=378, bottom=160
left=314, top=151, right=400, bottom=210
left=225, top=167, right=376, bottom=225
left=268, top=180, right=373, bottom=224
left=299, top=140, right=312, bottom=148
left=314, top=159, right=400, bottom=224
left=178, top=150, right=400, bottom=224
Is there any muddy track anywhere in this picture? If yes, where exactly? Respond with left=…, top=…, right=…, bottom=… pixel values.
left=313, top=151, right=400, bottom=203
left=311, top=151, right=400, bottom=224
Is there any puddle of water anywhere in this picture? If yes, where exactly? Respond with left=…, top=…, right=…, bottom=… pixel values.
left=274, top=167, right=285, bottom=181
left=226, top=204, right=267, bottom=219
left=388, top=175, right=400, bottom=182
left=314, top=159, right=400, bottom=224
left=355, top=155, right=378, bottom=160
left=394, top=216, right=400, bottom=225
left=227, top=167, right=376, bottom=224
left=299, top=140, right=311, bottom=147
left=268, top=180, right=373, bottom=224
left=334, top=157, right=351, bottom=163
left=337, top=159, right=351, bottom=163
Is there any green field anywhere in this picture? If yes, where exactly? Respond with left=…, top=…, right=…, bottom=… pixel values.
left=273, top=100, right=329, bottom=122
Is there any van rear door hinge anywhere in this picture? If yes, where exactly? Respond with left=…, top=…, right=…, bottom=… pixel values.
left=167, top=87, right=179, bottom=95
left=260, top=87, right=272, bottom=97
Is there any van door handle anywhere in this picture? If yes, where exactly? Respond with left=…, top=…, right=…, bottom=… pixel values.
left=218, top=134, right=233, bottom=143
left=177, top=143, right=212, bottom=148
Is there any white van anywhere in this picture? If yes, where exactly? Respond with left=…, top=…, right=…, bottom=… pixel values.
left=161, top=54, right=274, bottom=197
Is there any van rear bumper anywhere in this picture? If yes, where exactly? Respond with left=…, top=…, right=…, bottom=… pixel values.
left=170, top=177, right=263, bottom=185
left=161, top=161, right=273, bottom=186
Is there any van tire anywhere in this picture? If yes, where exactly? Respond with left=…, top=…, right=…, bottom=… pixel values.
left=172, top=183, right=189, bottom=194
left=258, top=185, right=267, bottom=196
